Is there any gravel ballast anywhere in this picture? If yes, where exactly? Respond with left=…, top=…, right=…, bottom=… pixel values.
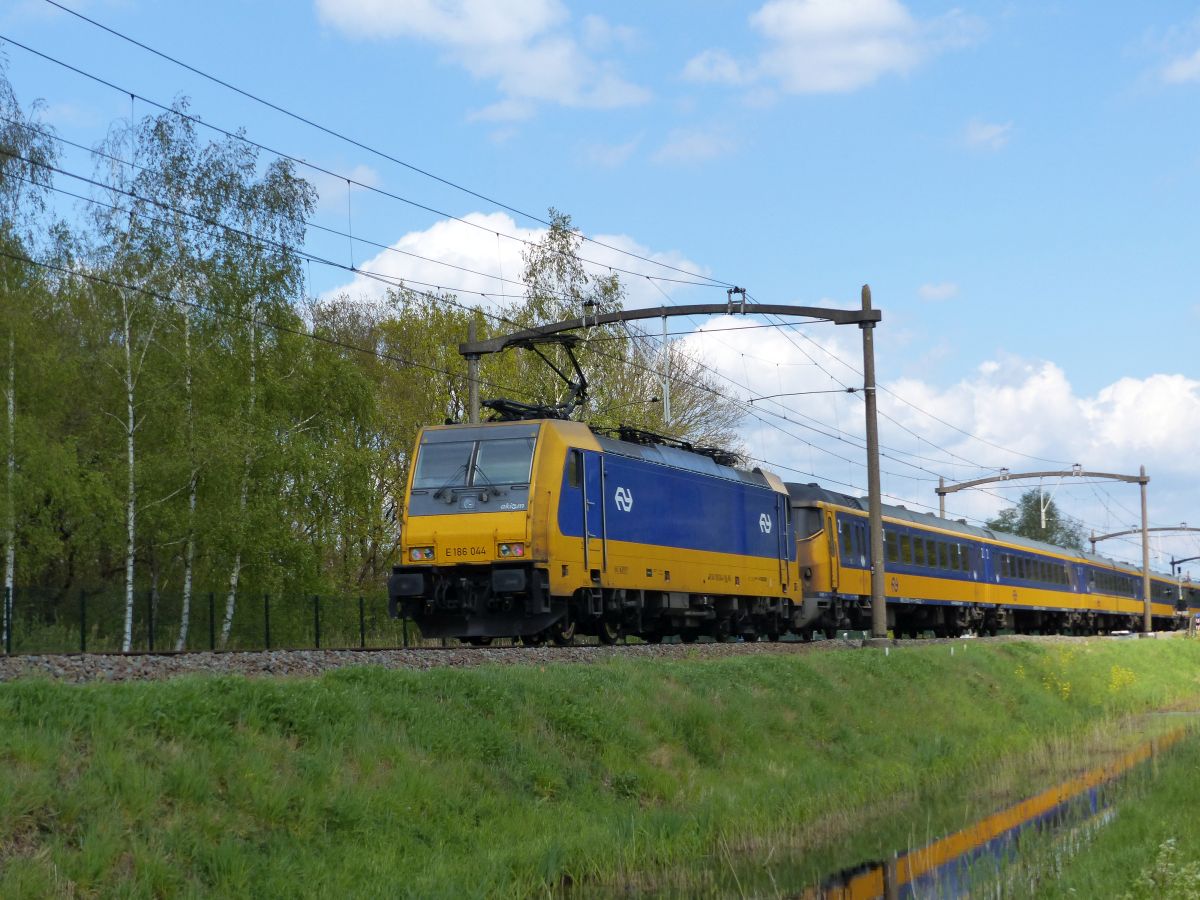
left=0, top=633, right=1152, bottom=684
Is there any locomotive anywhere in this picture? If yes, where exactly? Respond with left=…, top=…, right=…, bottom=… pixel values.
left=388, top=418, right=798, bottom=644
left=389, top=421, right=1195, bottom=643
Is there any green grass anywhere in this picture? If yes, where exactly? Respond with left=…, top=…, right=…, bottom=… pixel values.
left=2, top=638, right=1200, bottom=898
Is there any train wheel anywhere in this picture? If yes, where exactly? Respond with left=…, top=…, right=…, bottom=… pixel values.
left=597, top=619, right=621, bottom=645
left=680, top=630, right=699, bottom=644
left=551, top=620, right=576, bottom=646
left=466, top=636, right=493, bottom=647
left=643, top=631, right=665, bottom=644
left=522, top=632, right=547, bottom=647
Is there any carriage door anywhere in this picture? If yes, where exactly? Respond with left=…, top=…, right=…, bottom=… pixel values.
left=775, top=495, right=789, bottom=591
left=581, top=451, right=606, bottom=576
left=826, top=510, right=840, bottom=592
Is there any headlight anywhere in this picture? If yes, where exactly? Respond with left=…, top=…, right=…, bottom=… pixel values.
left=409, top=547, right=435, bottom=561
left=498, top=542, right=525, bottom=558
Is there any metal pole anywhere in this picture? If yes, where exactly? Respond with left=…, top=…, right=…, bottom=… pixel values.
left=938, top=477, right=945, bottom=518
left=661, top=315, right=671, bottom=426
left=1141, top=465, right=1152, bottom=635
left=467, top=319, right=480, bottom=425
left=860, top=285, right=888, bottom=642
left=263, top=593, right=271, bottom=650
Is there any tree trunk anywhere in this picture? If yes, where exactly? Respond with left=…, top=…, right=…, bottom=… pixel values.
left=122, top=292, right=137, bottom=653
left=221, top=302, right=257, bottom=648
left=175, top=299, right=195, bottom=651
left=3, top=329, right=14, bottom=650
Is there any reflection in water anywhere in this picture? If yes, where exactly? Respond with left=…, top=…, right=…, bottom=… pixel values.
left=806, top=729, right=1186, bottom=899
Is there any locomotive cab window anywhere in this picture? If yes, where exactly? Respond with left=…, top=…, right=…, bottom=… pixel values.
left=474, top=438, right=536, bottom=486
left=413, top=434, right=538, bottom=492
left=412, top=440, right=474, bottom=489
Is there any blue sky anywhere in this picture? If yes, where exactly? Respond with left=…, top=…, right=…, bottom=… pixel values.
left=3, top=0, right=1200, bottom=572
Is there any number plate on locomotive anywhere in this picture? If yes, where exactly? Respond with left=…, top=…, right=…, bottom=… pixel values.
left=443, top=544, right=489, bottom=559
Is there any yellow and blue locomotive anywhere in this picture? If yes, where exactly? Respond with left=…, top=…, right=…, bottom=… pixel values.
left=389, top=419, right=798, bottom=644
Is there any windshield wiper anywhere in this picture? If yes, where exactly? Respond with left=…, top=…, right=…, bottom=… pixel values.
left=432, top=463, right=470, bottom=501
left=471, top=465, right=509, bottom=501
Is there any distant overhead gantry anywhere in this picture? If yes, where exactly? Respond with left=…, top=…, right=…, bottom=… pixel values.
left=936, top=465, right=1157, bottom=635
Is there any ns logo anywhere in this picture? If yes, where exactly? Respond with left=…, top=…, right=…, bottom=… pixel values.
left=614, top=486, right=634, bottom=512
left=759, top=513, right=772, bottom=534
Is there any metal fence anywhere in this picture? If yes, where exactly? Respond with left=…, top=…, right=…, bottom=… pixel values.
left=0, top=586, right=419, bottom=655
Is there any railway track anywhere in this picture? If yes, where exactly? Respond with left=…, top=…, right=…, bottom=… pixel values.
left=0, top=632, right=1180, bottom=685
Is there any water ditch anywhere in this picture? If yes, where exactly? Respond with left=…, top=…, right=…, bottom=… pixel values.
left=804, top=726, right=1189, bottom=898
left=621, top=716, right=1197, bottom=898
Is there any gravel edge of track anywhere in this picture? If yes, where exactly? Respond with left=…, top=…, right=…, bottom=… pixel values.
left=0, top=633, right=1178, bottom=684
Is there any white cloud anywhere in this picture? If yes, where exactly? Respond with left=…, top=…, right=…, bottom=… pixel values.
left=683, top=49, right=750, bottom=85
left=963, top=119, right=1013, bottom=150
left=653, top=129, right=737, bottom=164
left=682, top=0, right=980, bottom=95
left=307, top=164, right=383, bottom=214
left=314, top=0, right=649, bottom=119
left=323, top=211, right=708, bottom=310
left=581, top=137, right=640, bottom=168
left=1162, top=47, right=1200, bottom=83
left=918, top=281, right=959, bottom=301
left=581, top=14, right=638, bottom=52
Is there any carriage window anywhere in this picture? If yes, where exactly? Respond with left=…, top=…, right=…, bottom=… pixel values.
left=796, top=509, right=823, bottom=539
left=938, top=543, right=949, bottom=570
left=900, top=534, right=912, bottom=564
left=567, top=449, right=581, bottom=488
left=914, top=538, right=926, bottom=567
left=886, top=531, right=899, bottom=563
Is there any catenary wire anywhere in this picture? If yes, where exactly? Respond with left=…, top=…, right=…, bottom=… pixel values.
left=754, top=301, right=1076, bottom=467
left=4, top=139, right=1004, bottom=491
left=39, top=0, right=733, bottom=288
left=0, top=33, right=726, bottom=290
left=0, top=116, right=644, bottom=310
left=1, top=126, right=1146, bottom=537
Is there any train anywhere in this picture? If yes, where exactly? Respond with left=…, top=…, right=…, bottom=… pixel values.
left=388, top=418, right=1198, bottom=643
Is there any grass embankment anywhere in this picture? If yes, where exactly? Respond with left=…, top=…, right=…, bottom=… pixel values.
left=2, top=639, right=1200, bottom=897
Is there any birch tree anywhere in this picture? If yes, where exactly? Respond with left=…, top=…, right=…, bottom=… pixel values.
left=0, top=67, right=57, bottom=645
left=217, top=157, right=313, bottom=646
